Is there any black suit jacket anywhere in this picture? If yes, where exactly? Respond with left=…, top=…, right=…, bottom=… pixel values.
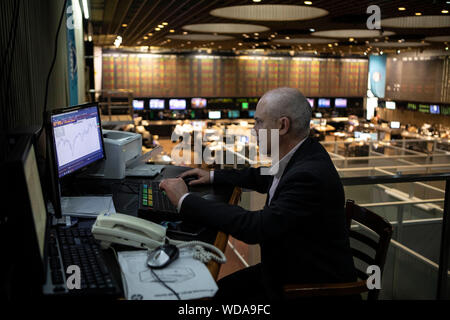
left=180, top=137, right=357, bottom=299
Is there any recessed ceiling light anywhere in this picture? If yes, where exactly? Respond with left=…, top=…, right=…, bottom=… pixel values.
left=285, top=36, right=290, bottom=39
left=155, top=28, right=161, bottom=31
left=252, top=0, right=261, bottom=2
left=183, top=31, right=188, bottom=35
left=169, top=29, right=175, bottom=33
left=442, top=10, right=449, bottom=14
left=122, top=24, right=128, bottom=27
left=162, top=22, right=168, bottom=25
left=158, top=24, right=164, bottom=28
left=148, top=33, right=153, bottom=36
left=415, top=12, right=422, bottom=16
left=304, top=1, right=312, bottom=5
left=398, top=7, right=406, bottom=11
left=349, top=37, right=354, bottom=41
left=143, top=36, right=148, bottom=39
left=309, top=28, right=315, bottom=32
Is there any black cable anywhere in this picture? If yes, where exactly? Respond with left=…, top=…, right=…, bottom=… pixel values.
left=149, top=267, right=181, bottom=300
left=41, top=0, right=68, bottom=130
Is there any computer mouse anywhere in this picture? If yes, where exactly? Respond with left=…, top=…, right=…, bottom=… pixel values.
left=147, top=244, right=179, bottom=269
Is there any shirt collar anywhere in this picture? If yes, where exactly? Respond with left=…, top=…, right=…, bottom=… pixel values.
left=268, top=137, right=307, bottom=177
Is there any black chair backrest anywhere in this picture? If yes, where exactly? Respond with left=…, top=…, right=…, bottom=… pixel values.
left=345, top=199, right=393, bottom=300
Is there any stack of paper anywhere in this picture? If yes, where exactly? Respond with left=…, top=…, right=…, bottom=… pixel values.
left=48, top=196, right=116, bottom=218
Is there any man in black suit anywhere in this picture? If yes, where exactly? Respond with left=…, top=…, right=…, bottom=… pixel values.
left=160, top=87, right=356, bottom=300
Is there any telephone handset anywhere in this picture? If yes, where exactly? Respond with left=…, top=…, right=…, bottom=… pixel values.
left=92, top=212, right=166, bottom=250
left=92, top=212, right=226, bottom=264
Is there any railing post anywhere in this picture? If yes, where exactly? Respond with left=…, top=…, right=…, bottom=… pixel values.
left=437, top=179, right=450, bottom=300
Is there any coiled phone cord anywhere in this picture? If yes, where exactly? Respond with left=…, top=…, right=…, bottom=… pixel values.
left=166, top=238, right=227, bottom=264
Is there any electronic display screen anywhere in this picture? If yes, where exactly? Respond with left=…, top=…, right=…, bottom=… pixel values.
left=386, top=101, right=396, bottom=110
left=132, top=100, right=145, bottom=110
left=191, top=98, right=207, bottom=109
left=208, top=111, right=221, bottom=120
left=318, top=99, right=330, bottom=108
left=228, top=110, right=240, bottom=119
left=407, top=103, right=417, bottom=111
left=418, top=104, right=430, bottom=113
left=430, top=105, right=440, bottom=114
left=169, top=99, right=187, bottom=110
left=307, top=98, right=314, bottom=108
left=248, top=110, right=255, bottom=118
left=150, top=99, right=165, bottom=109
left=335, top=98, right=347, bottom=108
left=315, top=112, right=322, bottom=118
left=390, top=121, right=400, bottom=129
left=242, top=102, right=249, bottom=110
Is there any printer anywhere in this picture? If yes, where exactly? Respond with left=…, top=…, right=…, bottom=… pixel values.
left=89, top=130, right=165, bottom=179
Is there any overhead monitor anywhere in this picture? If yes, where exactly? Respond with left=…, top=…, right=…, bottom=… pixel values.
left=132, top=99, right=145, bottom=110
left=208, top=111, right=221, bottom=120
left=315, top=112, right=322, bottom=118
left=191, top=98, right=207, bottom=109
left=334, top=98, right=347, bottom=108
left=248, top=110, right=255, bottom=118
left=407, top=103, right=417, bottom=111
left=318, top=98, right=330, bottom=108
left=390, top=121, right=400, bottom=129
left=48, top=104, right=105, bottom=178
left=307, top=98, right=314, bottom=108
left=242, top=102, right=249, bottom=110
left=228, top=110, right=240, bottom=119
left=386, top=101, right=396, bottom=110
left=430, top=105, right=440, bottom=114
left=418, top=104, right=430, bottom=113
left=150, top=99, right=165, bottom=109
left=169, top=99, right=187, bottom=110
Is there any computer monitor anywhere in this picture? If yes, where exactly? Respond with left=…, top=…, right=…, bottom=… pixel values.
left=132, top=99, right=145, bottom=110
left=48, top=103, right=106, bottom=178
left=242, top=102, right=249, bottom=110
left=386, top=101, right=396, bottom=110
left=418, top=104, right=430, bottom=113
left=430, top=105, right=440, bottom=114
left=150, top=99, right=165, bottom=110
left=228, top=110, right=240, bottom=119
left=334, top=98, right=347, bottom=108
left=248, top=110, right=255, bottom=118
left=318, top=98, right=330, bottom=108
left=390, top=121, right=400, bottom=129
left=315, top=112, right=322, bottom=118
left=407, top=103, right=417, bottom=111
left=191, top=98, right=207, bottom=109
left=307, top=98, right=314, bottom=108
left=208, top=111, right=221, bottom=120
left=169, top=99, right=187, bottom=110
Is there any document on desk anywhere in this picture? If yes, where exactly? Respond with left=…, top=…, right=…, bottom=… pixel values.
left=58, top=196, right=116, bottom=218
left=118, top=249, right=218, bottom=300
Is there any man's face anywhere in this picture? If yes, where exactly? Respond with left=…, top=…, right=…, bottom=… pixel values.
left=253, top=99, right=278, bottom=155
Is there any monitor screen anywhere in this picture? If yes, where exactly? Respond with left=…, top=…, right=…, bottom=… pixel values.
left=228, top=110, right=240, bottom=119
left=150, top=99, right=165, bottom=109
left=318, top=99, right=330, bottom=108
left=50, top=104, right=105, bottom=178
left=390, top=121, right=400, bottom=129
left=430, top=105, right=440, bottom=114
left=315, top=112, right=322, bottom=118
left=307, top=98, right=314, bottom=108
left=191, top=98, right=207, bottom=109
left=386, top=101, right=396, bottom=110
left=208, top=111, right=221, bottom=120
left=132, top=99, right=145, bottom=110
left=335, top=98, right=347, bottom=108
left=407, top=103, right=417, bottom=111
left=169, top=99, right=187, bottom=110
left=418, top=104, right=430, bottom=113
left=242, top=102, right=249, bottom=110
left=248, top=110, right=255, bottom=118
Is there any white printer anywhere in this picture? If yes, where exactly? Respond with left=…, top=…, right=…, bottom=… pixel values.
left=89, top=130, right=164, bottom=179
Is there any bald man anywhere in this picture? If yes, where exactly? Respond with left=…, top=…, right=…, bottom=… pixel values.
left=160, top=88, right=357, bottom=300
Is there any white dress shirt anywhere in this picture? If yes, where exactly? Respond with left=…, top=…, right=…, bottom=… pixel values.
left=177, top=138, right=306, bottom=211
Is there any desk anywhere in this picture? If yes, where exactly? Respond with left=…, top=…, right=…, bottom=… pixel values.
left=64, top=165, right=235, bottom=298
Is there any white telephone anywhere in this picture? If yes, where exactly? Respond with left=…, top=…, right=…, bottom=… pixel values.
left=92, top=212, right=226, bottom=264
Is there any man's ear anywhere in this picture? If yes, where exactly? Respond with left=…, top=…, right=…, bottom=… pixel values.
left=279, top=117, right=290, bottom=136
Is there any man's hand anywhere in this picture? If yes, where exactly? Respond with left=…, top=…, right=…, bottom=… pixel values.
left=178, top=168, right=211, bottom=186
left=159, top=178, right=188, bottom=207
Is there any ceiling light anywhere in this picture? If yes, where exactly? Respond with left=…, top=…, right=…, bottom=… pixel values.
left=238, top=42, right=243, bottom=46
left=183, top=32, right=188, bottom=35
left=122, top=24, right=128, bottom=27
left=82, top=0, right=89, bottom=19
left=254, top=33, right=259, bottom=36
left=442, top=10, right=449, bottom=14
left=148, top=33, right=153, bottom=36
left=415, top=12, right=422, bottom=16
left=398, top=7, right=406, bottom=11
left=349, top=37, right=354, bottom=41
left=252, top=0, right=261, bottom=2
left=155, top=28, right=161, bottom=31
left=285, top=36, right=290, bottom=39
left=143, top=36, right=148, bottom=40
left=328, top=43, right=332, bottom=47
left=162, top=22, right=168, bottom=25
left=158, top=24, right=164, bottom=28
left=309, top=28, right=315, bottom=32
left=304, top=1, right=312, bottom=5
left=169, top=29, right=175, bottom=33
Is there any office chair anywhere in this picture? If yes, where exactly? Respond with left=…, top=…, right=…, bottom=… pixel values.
left=283, top=199, right=393, bottom=300
left=207, top=186, right=242, bottom=281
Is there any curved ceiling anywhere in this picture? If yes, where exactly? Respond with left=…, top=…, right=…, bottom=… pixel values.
left=312, top=29, right=395, bottom=38
left=381, top=15, right=450, bottom=29
left=182, top=23, right=269, bottom=34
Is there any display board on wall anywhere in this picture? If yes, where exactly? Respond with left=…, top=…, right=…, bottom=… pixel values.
left=385, top=56, right=450, bottom=104
left=102, top=54, right=368, bottom=98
